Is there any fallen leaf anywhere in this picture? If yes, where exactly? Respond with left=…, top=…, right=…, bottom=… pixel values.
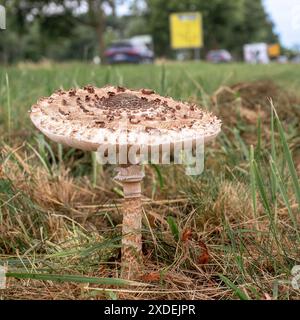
left=141, top=272, right=161, bottom=282
left=198, top=240, right=210, bottom=265
left=181, top=228, right=193, bottom=242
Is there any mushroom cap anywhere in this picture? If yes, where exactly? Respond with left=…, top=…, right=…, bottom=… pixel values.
left=30, top=85, right=221, bottom=152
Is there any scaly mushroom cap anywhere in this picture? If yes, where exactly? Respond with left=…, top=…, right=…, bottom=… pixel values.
left=30, top=85, right=221, bottom=151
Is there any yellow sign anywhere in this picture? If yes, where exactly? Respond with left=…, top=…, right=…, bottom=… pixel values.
left=170, top=12, right=203, bottom=49
left=268, top=44, right=280, bottom=57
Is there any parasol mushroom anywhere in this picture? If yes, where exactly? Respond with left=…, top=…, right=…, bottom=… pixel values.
left=29, top=85, right=221, bottom=280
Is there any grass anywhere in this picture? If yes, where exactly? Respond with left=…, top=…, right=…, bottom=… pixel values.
left=0, top=61, right=300, bottom=300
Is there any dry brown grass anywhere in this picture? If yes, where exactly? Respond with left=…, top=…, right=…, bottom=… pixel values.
left=211, top=80, right=300, bottom=146
left=1, top=133, right=299, bottom=300
left=1, top=63, right=300, bottom=300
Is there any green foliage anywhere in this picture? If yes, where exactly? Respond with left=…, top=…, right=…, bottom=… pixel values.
left=146, top=0, right=279, bottom=57
left=0, top=0, right=279, bottom=63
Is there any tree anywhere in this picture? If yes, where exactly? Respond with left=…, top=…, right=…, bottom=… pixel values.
left=1, top=0, right=125, bottom=62
left=241, top=0, right=278, bottom=43
left=145, top=0, right=278, bottom=58
left=1, top=0, right=279, bottom=63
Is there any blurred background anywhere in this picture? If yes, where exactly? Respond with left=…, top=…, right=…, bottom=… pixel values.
left=0, top=0, right=299, bottom=65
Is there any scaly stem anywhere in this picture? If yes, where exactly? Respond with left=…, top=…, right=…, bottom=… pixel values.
left=114, top=164, right=144, bottom=280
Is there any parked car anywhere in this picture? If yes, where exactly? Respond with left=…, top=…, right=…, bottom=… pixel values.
left=291, top=55, right=300, bottom=64
left=206, top=50, right=232, bottom=63
left=277, top=55, right=288, bottom=64
left=105, top=40, right=154, bottom=64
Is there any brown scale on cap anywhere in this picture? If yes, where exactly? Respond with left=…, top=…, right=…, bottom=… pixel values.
left=141, top=88, right=155, bottom=95
left=129, top=116, right=141, bottom=124
left=84, top=85, right=95, bottom=94
left=145, top=115, right=154, bottom=120
left=68, top=89, right=76, bottom=97
left=94, top=121, right=105, bottom=128
left=58, top=108, right=70, bottom=116
left=197, top=112, right=203, bottom=119
left=55, top=89, right=64, bottom=95
left=79, top=105, right=90, bottom=113
left=30, top=85, right=221, bottom=150
left=117, top=86, right=126, bottom=92
left=101, top=93, right=157, bottom=111
left=145, top=126, right=155, bottom=133
left=107, top=115, right=114, bottom=121
left=38, top=97, right=47, bottom=103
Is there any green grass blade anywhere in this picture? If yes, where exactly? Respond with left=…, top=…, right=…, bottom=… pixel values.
left=5, top=73, right=11, bottom=136
left=27, top=142, right=52, bottom=175
left=270, top=158, right=300, bottom=241
left=252, top=160, right=272, bottom=216
left=150, top=164, right=164, bottom=189
left=91, top=152, right=98, bottom=188
left=269, top=107, right=277, bottom=204
left=249, top=145, right=257, bottom=219
left=160, top=63, right=166, bottom=95
left=233, top=128, right=249, bottom=161
left=167, top=216, right=179, bottom=242
left=252, top=158, right=282, bottom=251
left=218, top=274, right=249, bottom=300
left=6, top=272, right=147, bottom=287
left=270, top=106, right=276, bottom=162
left=271, top=100, right=300, bottom=209
left=255, top=115, right=261, bottom=160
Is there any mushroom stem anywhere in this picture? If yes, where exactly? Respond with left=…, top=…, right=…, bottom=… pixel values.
left=114, top=164, right=145, bottom=280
